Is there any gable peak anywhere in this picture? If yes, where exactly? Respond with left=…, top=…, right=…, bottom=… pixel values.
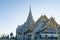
left=40, top=15, right=48, bottom=21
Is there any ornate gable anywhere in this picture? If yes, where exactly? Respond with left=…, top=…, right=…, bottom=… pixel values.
left=40, top=17, right=59, bottom=34
left=48, top=17, right=58, bottom=26
left=40, top=15, right=48, bottom=22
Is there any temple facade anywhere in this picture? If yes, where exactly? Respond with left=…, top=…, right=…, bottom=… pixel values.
left=16, top=6, right=60, bottom=40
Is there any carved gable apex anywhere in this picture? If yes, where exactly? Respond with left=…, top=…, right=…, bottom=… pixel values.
left=40, top=15, right=48, bottom=22
left=48, top=17, right=58, bottom=26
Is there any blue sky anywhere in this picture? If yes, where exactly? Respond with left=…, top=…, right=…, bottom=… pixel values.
left=0, top=0, right=60, bottom=35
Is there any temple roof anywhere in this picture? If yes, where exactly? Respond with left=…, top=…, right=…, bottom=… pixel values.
left=41, top=17, right=58, bottom=29
left=27, top=15, right=48, bottom=32
left=24, top=14, right=60, bottom=34
left=31, top=15, right=48, bottom=30
left=39, top=17, right=59, bottom=34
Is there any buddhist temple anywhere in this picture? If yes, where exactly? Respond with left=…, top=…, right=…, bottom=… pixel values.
left=16, top=6, right=60, bottom=40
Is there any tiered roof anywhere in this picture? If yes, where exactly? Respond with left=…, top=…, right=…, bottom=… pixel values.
left=25, top=15, right=60, bottom=34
